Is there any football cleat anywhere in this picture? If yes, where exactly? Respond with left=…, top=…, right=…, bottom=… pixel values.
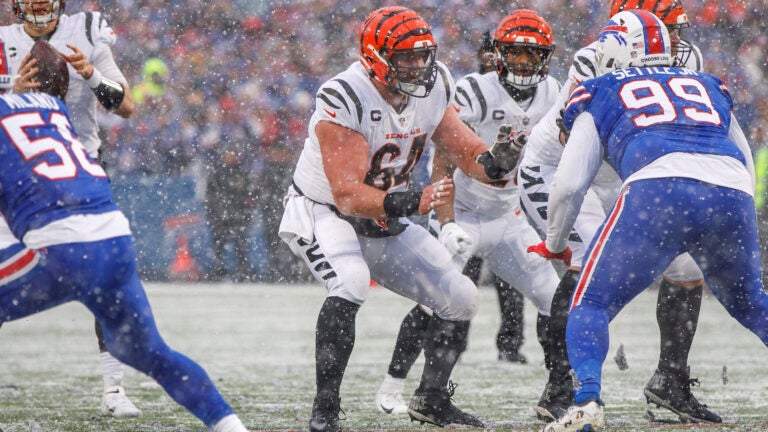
left=309, top=392, right=343, bottom=432
left=407, top=382, right=485, bottom=427
left=375, top=390, right=408, bottom=414
left=536, top=376, right=574, bottom=422
left=212, top=414, right=249, bottom=432
left=644, top=368, right=722, bottom=423
left=542, top=399, right=605, bottom=432
left=498, top=350, right=528, bottom=364
left=375, top=374, right=407, bottom=414
left=100, top=385, right=142, bottom=417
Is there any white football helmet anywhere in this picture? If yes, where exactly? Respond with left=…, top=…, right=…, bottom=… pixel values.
left=594, top=9, right=673, bottom=76
left=13, top=0, right=64, bottom=27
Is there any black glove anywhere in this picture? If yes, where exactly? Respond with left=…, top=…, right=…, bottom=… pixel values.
left=477, top=124, right=526, bottom=179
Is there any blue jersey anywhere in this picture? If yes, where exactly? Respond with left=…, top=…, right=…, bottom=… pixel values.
left=0, top=93, right=117, bottom=239
left=563, top=67, right=743, bottom=180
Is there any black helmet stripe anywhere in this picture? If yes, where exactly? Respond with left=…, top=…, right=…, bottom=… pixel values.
left=657, top=0, right=682, bottom=21
left=358, top=7, right=408, bottom=55
left=500, top=24, right=549, bottom=41
left=615, top=0, right=681, bottom=22
left=383, top=18, right=431, bottom=50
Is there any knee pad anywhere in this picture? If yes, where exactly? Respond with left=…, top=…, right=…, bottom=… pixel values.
left=436, top=273, right=478, bottom=321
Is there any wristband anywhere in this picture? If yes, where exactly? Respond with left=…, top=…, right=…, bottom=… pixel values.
left=85, top=68, right=103, bottom=88
left=91, top=75, right=125, bottom=111
left=383, top=189, right=422, bottom=218
left=440, top=219, right=456, bottom=228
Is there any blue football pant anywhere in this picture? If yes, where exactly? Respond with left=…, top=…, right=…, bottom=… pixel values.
left=0, top=236, right=234, bottom=428
left=566, top=178, right=768, bottom=403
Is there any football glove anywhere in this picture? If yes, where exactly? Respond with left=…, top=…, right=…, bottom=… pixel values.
left=439, top=221, right=472, bottom=255
left=477, top=124, right=526, bottom=179
left=527, top=241, right=572, bottom=267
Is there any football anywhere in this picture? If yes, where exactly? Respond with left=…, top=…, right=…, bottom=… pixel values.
left=29, top=39, right=69, bottom=100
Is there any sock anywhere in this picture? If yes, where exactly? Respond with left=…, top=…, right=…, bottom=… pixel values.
left=417, top=315, right=470, bottom=393
left=377, top=374, right=405, bottom=395
left=496, top=277, right=525, bottom=354
left=387, top=305, right=431, bottom=379
left=547, top=269, right=579, bottom=377
left=656, top=279, right=703, bottom=372
left=315, top=296, right=360, bottom=397
left=99, top=351, right=125, bottom=389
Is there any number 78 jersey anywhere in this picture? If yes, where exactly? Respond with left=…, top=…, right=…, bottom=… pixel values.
left=0, top=93, right=116, bottom=239
left=563, top=67, right=743, bottom=181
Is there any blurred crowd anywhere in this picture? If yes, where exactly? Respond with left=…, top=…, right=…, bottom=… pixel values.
left=2, top=0, right=767, bottom=281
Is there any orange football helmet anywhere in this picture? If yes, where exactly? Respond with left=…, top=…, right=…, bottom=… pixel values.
left=493, top=9, right=555, bottom=88
left=359, top=6, right=438, bottom=98
left=609, top=0, right=692, bottom=65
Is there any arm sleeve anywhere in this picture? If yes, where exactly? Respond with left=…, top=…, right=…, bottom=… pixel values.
left=91, top=45, right=128, bottom=86
left=88, top=12, right=127, bottom=86
left=545, top=112, right=602, bottom=253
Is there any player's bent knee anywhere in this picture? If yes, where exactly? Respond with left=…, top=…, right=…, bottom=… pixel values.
left=438, top=274, right=479, bottom=321
left=326, top=261, right=370, bottom=305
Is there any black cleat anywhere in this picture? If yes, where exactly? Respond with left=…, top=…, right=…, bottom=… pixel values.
left=407, top=382, right=485, bottom=427
left=498, top=350, right=528, bottom=364
left=309, top=392, right=343, bottom=432
left=536, top=376, right=574, bottom=422
left=644, top=367, right=722, bottom=424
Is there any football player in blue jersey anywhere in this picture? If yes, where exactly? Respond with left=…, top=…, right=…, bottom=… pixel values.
left=3, top=0, right=140, bottom=416
left=521, top=0, right=718, bottom=423
left=0, top=54, right=247, bottom=432
left=531, top=10, right=768, bottom=432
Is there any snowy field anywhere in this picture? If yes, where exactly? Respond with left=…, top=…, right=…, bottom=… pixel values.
left=0, top=282, right=766, bottom=432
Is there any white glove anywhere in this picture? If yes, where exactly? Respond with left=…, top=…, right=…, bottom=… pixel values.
left=438, top=221, right=472, bottom=255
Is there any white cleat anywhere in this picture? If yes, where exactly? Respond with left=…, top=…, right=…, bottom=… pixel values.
left=375, top=389, right=408, bottom=414
left=212, top=414, right=249, bottom=432
left=101, top=385, right=142, bottom=417
left=375, top=375, right=408, bottom=414
left=542, top=399, right=604, bottom=432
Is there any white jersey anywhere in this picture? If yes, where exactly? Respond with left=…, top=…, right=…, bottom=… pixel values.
left=292, top=61, right=454, bottom=206
left=0, top=216, right=18, bottom=250
left=281, top=61, right=478, bottom=319
left=452, top=72, right=560, bottom=218
left=0, top=12, right=129, bottom=157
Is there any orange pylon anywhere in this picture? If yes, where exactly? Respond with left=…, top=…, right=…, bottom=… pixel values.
left=168, top=233, right=201, bottom=282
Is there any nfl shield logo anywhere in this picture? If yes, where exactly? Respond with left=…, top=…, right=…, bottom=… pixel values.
left=399, top=117, right=406, bottom=127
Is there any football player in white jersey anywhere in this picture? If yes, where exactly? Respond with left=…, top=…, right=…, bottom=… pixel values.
left=468, top=29, right=528, bottom=366
left=1, top=0, right=138, bottom=418
left=522, top=0, right=720, bottom=424
left=373, top=9, right=573, bottom=422
left=279, top=6, right=522, bottom=432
